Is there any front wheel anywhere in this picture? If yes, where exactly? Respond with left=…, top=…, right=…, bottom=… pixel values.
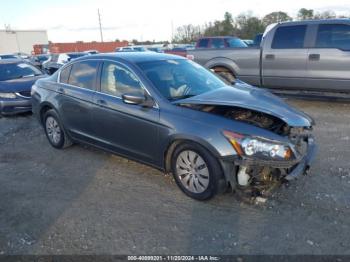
left=171, top=142, right=224, bottom=200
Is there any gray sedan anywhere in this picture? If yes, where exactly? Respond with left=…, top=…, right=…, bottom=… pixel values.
left=31, top=53, right=316, bottom=201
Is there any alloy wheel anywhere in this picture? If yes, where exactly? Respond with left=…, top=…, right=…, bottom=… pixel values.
left=45, top=116, right=61, bottom=145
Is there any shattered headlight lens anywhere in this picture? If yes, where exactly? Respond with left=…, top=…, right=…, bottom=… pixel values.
left=223, top=130, right=293, bottom=160
left=0, top=92, right=16, bottom=99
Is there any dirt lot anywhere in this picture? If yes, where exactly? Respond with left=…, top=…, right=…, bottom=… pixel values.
left=0, top=99, right=350, bottom=255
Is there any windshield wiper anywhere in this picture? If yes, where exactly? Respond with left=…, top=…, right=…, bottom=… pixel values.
left=168, top=94, right=196, bottom=101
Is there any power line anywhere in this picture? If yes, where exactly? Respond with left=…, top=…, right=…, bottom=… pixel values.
left=98, top=9, right=104, bottom=42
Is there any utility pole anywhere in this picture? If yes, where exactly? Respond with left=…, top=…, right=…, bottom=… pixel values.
left=98, top=9, right=104, bottom=42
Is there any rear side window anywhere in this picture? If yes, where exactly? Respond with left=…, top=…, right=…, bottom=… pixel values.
left=59, top=65, right=71, bottom=84
left=100, top=62, right=143, bottom=97
left=68, top=61, right=99, bottom=90
left=211, top=38, right=225, bottom=48
left=272, top=25, right=307, bottom=49
left=315, top=24, right=350, bottom=51
left=197, top=39, right=209, bottom=48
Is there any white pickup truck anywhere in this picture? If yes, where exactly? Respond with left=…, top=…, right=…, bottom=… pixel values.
left=188, top=19, right=350, bottom=93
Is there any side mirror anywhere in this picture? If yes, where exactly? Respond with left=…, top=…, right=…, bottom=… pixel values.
left=122, top=93, right=145, bottom=105
left=122, top=93, right=155, bottom=108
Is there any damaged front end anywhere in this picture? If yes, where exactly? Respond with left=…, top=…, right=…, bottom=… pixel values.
left=181, top=103, right=317, bottom=200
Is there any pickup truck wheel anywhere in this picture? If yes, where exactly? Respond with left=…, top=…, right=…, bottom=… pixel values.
left=171, top=142, right=224, bottom=201
left=216, top=71, right=235, bottom=84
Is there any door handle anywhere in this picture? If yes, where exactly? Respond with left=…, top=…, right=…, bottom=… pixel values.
left=265, top=54, right=275, bottom=60
left=97, top=99, right=107, bottom=105
left=309, top=54, right=320, bottom=61
left=58, top=87, right=65, bottom=94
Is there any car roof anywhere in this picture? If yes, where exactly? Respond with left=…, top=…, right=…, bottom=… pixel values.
left=278, top=18, right=350, bottom=26
left=74, top=52, right=186, bottom=63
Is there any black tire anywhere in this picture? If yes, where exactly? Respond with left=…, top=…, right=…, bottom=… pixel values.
left=171, top=142, right=224, bottom=200
left=43, top=109, right=72, bottom=149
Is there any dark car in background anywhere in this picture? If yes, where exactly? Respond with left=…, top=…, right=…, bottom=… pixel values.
left=0, top=59, right=45, bottom=115
left=31, top=53, right=316, bottom=201
left=29, top=54, right=50, bottom=69
left=0, top=54, right=19, bottom=60
left=42, top=52, right=88, bottom=75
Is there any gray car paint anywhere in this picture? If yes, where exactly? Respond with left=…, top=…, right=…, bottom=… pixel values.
left=188, top=19, right=350, bottom=92
left=31, top=53, right=313, bottom=176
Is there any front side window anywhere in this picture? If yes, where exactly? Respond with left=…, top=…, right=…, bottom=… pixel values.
left=315, top=24, right=350, bottom=51
left=0, top=62, right=43, bottom=81
left=100, top=62, right=143, bottom=97
left=272, top=25, right=307, bottom=49
left=68, top=61, right=98, bottom=90
left=138, top=59, right=225, bottom=101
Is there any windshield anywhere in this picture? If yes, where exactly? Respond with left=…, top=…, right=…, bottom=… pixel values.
left=0, top=62, right=43, bottom=81
left=138, top=59, right=226, bottom=101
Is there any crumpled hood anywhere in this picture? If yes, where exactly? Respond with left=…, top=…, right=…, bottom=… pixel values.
left=0, top=75, right=45, bottom=93
left=174, top=84, right=314, bottom=127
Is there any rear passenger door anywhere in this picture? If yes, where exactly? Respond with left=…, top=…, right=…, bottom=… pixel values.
left=57, top=60, right=99, bottom=140
left=262, top=24, right=309, bottom=89
left=306, top=23, right=350, bottom=91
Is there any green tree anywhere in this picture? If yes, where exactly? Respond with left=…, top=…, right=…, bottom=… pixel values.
left=297, top=8, right=314, bottom=20
left=262, top=11, right=292, bottom=26
left=235, top=13, right=265, bottom=39
left=203, top=12, right=236, bottom=36
left=222, top=12, right=235, bottom=35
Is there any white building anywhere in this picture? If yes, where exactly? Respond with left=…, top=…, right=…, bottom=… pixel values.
left=0, top=29, right=48, bottom=55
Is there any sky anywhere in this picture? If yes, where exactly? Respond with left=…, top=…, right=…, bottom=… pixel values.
left=1, top=0, right=350, bottom=42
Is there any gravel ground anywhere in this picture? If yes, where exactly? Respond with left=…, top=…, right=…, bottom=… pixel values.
left=0, top=99, right=349, bottom=255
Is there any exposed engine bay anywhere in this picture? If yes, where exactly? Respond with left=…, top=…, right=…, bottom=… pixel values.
left=181, top=104, right=291, bottom=136
left=180, top=103, right=313, bottom=203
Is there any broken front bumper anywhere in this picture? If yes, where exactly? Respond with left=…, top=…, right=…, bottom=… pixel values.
left=222, top=135, right=317, bottom=182
left=284, top=136, right=317, bottom=180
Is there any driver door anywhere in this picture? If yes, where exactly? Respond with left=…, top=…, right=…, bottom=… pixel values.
left=91, top=61, right=160, bottom=165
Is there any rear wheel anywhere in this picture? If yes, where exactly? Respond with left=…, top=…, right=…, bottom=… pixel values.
left=171, top=142, right=224, bottom=200
left=43, top=109, right=72, bottom=149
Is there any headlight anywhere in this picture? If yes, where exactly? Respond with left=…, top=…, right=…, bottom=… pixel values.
left=223, top=130, right=293, bottom=160
left=0, top=92, right=16, bottom=99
